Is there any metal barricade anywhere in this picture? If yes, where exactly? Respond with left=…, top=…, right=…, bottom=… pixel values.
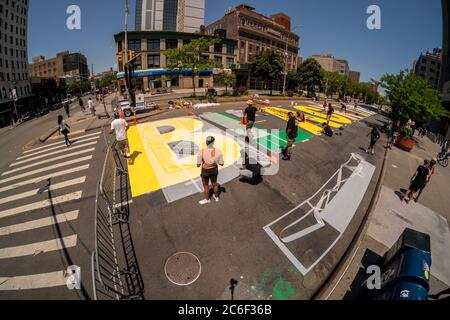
left=91, top=129, right=144, bottom=300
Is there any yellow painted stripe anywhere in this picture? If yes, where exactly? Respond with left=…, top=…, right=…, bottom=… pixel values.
left=263, top=107, right=323, bottom=135
left=127, top=126, right=161, bottom=197
left=294, top=106, right=352, bottom=128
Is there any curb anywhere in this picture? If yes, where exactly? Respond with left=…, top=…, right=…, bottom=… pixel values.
left=312, top=143, right=390, bottom=300
left=39, top=127, right=59, bottom=143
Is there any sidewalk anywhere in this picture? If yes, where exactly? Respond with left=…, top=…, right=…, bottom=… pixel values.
left=323, top=134, right=450, bottom=300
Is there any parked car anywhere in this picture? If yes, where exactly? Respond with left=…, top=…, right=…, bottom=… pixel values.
left=118, top=99, right=160, bottom=117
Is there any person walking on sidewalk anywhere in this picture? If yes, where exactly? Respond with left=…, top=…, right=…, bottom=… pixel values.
left=88, top=98, right=96, bottom=117
left=110, top=113, right=131, bottom=161
left=415, top=158, right=437, bottom=202
left=403, top=160, right=430, bottom=204
left=197, top=136, right=224, bottom=205
left=58, top=115, right=72, bottom=147
left=366, top=127, right=380, bottom=155
left=282, top=112, right=298, bottom=161
left=64, top=102, right=71, bottom=118
left=78, top=97, right=85, bottom=112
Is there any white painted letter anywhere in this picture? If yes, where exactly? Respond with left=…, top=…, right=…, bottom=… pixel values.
left=366, top=5, right=381, bottom=30
left=366, top=265, right=381, bottom=290
left=66, top=5, right=81, bottom=30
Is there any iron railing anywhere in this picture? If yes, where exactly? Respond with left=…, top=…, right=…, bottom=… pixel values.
left=91, top=129, right=144, bottom=300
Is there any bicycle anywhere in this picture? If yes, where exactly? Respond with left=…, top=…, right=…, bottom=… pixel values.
left=437, top=151, right=449, bottom=168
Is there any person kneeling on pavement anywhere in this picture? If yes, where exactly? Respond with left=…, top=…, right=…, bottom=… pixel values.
left=322, top=122, right=333, bottom=137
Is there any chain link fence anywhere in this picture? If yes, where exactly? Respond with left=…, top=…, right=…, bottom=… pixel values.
left=91, top=129, right=144, bottom=300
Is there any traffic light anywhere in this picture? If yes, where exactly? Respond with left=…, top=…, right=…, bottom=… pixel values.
left=117, top=52, right=124, bottom=63
left=128, top=50, right=135, bottom=61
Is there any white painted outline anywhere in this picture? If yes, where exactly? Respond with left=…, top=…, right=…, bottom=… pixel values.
left=263, top=153, right=375, bottom=276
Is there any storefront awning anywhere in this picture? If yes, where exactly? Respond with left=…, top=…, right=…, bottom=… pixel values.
left=116, top=68, right=213, bottom=79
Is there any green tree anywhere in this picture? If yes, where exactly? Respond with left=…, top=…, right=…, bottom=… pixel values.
left=250, top=50, right=284, bottom=95
left=164, top=37, right=220, bottom=97
left=214, top=71, right=236, bottom=94
left=286, top=69, right=301, bottom=92
left=297, top=58, right=324, bottom=95
left=381, top=71, right=448, bottom=123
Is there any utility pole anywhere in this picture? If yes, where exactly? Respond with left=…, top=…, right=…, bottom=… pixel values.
left=124, top=0, right=130, bottom=100
left=282, top=26, right=300, bottom=96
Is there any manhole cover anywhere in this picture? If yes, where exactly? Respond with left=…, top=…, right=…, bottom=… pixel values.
left=165, top=252, right=201, bottom=286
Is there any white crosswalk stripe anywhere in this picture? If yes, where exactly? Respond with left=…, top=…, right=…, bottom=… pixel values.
left=23, top=132, right=101, bottom=154
left=12, top=141, right=98, bottom=166
left=0, top=165, right=90, bottom=194
left=0, top=191, right=83, bottom=220
left=0, top=211, right=79, bottom=236
left=0, top=156, right=92, bottom=185
left=0, top=235, right=78, bottom=259
left=0, top=177, right=86, bottom=205
left=0, top=271, right=69, bottom=290
left=16, top=136, right=99, bottom=161
left=3, top=149, right=95, bottom=176
left=0, top=131, right=102, bottom=294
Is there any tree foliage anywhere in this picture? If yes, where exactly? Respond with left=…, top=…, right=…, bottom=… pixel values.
left=164, top=37, right=220, bottom=96
left=214, top=71, right=236, bottom=94
left=250, top=50, right=284, bottom=95
left=381, top=71, right=448, bottom=123
left=297, top=58, right=324, bottom=94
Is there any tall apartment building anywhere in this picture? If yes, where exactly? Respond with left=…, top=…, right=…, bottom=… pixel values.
left=114, top=31, right=237, bottom=91
left=205, top=4, right=300, bottom=72
left=311, top=54, right=360, bottom=82
left=30, top=51, right=90, bottom=81
left=135, top=0, right=205, bottom=33
left=0, top=0, right=32, bottom=126
left=441, top=0, right=450, bottom=110
left=413, top=48, right=442, bottom=90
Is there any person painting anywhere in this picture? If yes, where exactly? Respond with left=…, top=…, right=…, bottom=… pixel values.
left=296, top=111, right=306, bottom=123
left=58, top=115, right=72, bottom=147
left=415, top=158, right=437, bottom=202
left=403, top=160, right=430, bottom=204
left=322, top=122, right=333, bottom=137
left=197, top=136, right=224, bottom=205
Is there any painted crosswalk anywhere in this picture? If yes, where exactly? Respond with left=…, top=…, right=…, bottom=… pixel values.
left=0, top=131, right=102, bottom=295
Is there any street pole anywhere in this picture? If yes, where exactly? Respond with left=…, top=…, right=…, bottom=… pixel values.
left=283, top=39, right=288, bottom=96
left=124, top=0, right=129, bottom=100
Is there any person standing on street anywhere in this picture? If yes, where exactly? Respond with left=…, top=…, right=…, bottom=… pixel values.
left=244, top=100, right=259, bottom=137
left=88, top=98, right=96, bottom=117
left=366, top=127, right=380, bottom=155
left=415, top=158, right=437, bottom=202
left=326, top=103, right=334, bottom=125
left=282, top=112, right=298, bottom=161
left=110, top=113, right=131, bottom=162
left=197, top=136, right=225, bottom=205
left=58, top=115, right=72, bottom=147
left=403, top=160, right=430, bottom=204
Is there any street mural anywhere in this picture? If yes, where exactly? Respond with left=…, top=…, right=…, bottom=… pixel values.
left=263, top=153, right=375, bottom=276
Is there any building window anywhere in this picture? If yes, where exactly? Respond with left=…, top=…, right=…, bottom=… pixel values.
left=128, top=39, right=141, bottom=52
left=227, top=44, right=235, bottom=55
left=214, top=56, right=222, bottom=66
left=148, top=39, right=160, bottom=50
left=148, top=55, right=160, bottom=68
left=214, top=43, right=222, bottom=54
left=226, top=57, right=234, bottom=68
left=166, top=39, right=178, bottom=49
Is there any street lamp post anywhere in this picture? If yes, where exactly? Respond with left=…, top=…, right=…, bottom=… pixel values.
left=282, top=26, right=300, bottom=96
left=124, top=0, right=130, bottom=100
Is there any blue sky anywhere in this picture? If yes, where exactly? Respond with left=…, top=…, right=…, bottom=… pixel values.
left=28, top=0, right=443, bottom=82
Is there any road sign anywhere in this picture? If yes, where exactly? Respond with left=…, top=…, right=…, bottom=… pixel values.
left=11, top=89, right=18, bottom=101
